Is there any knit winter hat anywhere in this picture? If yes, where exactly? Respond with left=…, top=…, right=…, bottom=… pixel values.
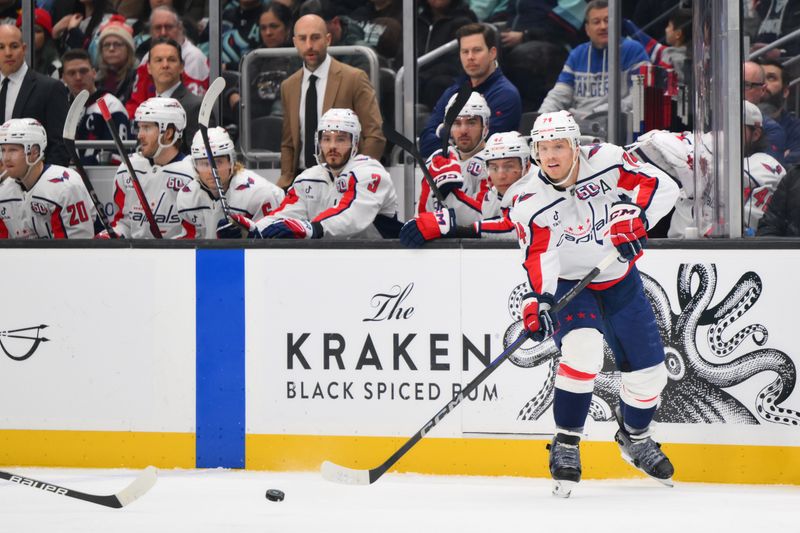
left=98, top=18, right=135, bottom=53
left=16, top=8, right=53, bottom=38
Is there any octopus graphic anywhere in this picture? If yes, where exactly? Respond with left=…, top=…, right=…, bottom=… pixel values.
left=507, top=264, right=799, bottom=426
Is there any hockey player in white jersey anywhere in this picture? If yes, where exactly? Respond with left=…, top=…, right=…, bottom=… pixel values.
left=235, top=108, right=401, bottom=239
left=0, top=161, right=32, bottom=239
left=176, top=128, right=284, bottom=239
left=400, top=131, right=534, bottom=246
left=628, top=102, right=784, bottom=237
left=0, top=119, right=96, bottom=239
left=417, top=92, right=491, bottom=226
left=104, top=97, right=194, bottom=238
left=510, top=111, right=679, bottom=497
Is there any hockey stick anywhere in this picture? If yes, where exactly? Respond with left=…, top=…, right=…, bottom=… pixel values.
left=321, top=251, right=621, bottom=485
left=383, top=124, right=447, bottom=206
left=440, top=82, right=473, bottom=155
left=198, top=77, right=233, bottom=218
left=0, top=466, right=157, bottom=509
left=63, top=90, right=117, bottom=237
left=97, top=97, right=162, bottom=239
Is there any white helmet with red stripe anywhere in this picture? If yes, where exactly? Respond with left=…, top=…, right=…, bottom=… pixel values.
left=0, top=118, right=47, bottom=166
left=190, top=127, right=236, bottom=167
left=483, top=132, right=529, bottom=168
left=315, top=108, right=361, bottom=163
left=442, top=91, right=491, bottom=139
left=530, top=110, right=581, bottom=160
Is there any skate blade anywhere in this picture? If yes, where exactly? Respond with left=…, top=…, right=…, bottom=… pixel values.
left=619, top=453, right=674, bottom=487
left=552, top=479, right=577, bottom=498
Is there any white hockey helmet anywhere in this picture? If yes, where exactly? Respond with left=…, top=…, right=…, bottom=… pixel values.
left=315, top=108, right=361, bottom=162
left=483, top=132, right=529, bottom=168
left=135, top=97, right=187, bottom=141
left=530, top=110, right=581, bottom=161
left=443, top=91, right=491, bottom=138
left=191, top=127, right=236, bottom=164
left=0, top=118, right=47, bottom=166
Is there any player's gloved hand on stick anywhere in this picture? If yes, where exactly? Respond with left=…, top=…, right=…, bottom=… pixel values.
left=262, top=217, right=321, bottom=239
left=427, top=149, right=464, bottom=197
left=609, top=201, right=648, bottom=262
left=399, top=208, right=455, bottom=247
left=522, top=292, right=558, bottom=342
left=216, top=215, right=252, bottom=239
left=94, top=229, right=121, bottom=239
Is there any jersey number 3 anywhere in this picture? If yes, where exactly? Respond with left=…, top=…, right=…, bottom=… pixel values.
left=367, top=173, right=381, bottom=193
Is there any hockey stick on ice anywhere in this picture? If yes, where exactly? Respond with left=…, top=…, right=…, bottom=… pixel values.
left=0, top=466, right=157, bottom=509
left=321, top=252, right=621, bottom=485
left=97, top=96, right=162, bottom=239
left=63, top=90, right=117, bottom=237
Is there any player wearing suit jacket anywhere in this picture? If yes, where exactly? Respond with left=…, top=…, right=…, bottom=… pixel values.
left=278, top=14, right=384, bottom=189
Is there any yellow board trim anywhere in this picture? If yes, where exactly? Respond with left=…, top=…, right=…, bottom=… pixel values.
left=0, top=430, right=195, bottom=469
left=247, top=434, right=800, bottom=485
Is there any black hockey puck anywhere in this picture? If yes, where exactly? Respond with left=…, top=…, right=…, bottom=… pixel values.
left=266, top=489, right=285, bottom=502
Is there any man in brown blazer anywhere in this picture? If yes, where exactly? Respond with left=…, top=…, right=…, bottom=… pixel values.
left=278, top=14, right=385, bottom=189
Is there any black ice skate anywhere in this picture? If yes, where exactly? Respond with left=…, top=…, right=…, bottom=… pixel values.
left=614, top=409, right=674, bottom=487
left=547, top=433, right=582, bottom=498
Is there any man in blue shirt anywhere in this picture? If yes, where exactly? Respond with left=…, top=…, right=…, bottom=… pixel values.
left=418, top=23, right=521, bottom=159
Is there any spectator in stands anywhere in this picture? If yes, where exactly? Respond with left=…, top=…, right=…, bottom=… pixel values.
left=499, top=1, right=576, bottom=111
left=743, top=60, right=786, bottom=165
left=416, top=0, right=478, bottom=110
left=350, top=0, right=403, bottom=63
left=538, top=0, right=649, bottom=127
left=278, top=14, right=385, bottom=189
left=131, top=0, right=189, bottom=55
left=125, top=6, right=209, bottom=119
left=754, top=0, right=800, bottom=57
left=15, top=9, right=60, bottom=80
left=214, top=0, right=265, bottom=71
left=95, top=20, right=137, bottom=106
left=146, top=37, right=204, bottom=153
left=757, top=165, right=800, bottom=236
left=61, top=48, right=130, bottom=165
left=469, top=0, right=508, bottom=22
left=624, top=7, right=692, bottom=85
left=418, top=22, right=521, bottom=159
left=228, top=3, right=299, bottom=123
left=300, top=0, right=371, bottom=72
left=52, top=0, right=118, bottom=52
left=110, top=0, right=148, bottom=20
left=0, top=24, right=70, bottom=166
left=759, top=58, right=800, bottom=167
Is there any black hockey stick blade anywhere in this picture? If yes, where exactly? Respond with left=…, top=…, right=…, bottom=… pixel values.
left=440, top=83, right=472, bottom=155
left=383, top=124, right=447, bottom=206
left=0, top=466, right=157, bottom=508
left=321, top=252, right=620, bottom=485
left=63, top=90, right=117, bottom=237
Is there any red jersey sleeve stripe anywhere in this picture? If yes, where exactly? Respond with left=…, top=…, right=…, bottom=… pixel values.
left=111, top=182, right=126, bottom=226
left=522, top=222, right=551, bottom=294
left=271, top=187, right=301, bottom=215
left=314, top=175, right=357, bottom=222
left=50, top=206, right=67, bottom=239
left=0, top=220, right=8, bottom=239
left=617, top=166, right=659, bottom=210
left=418, top=178, right=431, bottom=213
left=179, top=219, right=196, bottom=239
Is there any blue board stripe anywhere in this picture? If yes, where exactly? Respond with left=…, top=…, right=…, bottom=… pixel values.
left=196, top=249, right=245, bottom=468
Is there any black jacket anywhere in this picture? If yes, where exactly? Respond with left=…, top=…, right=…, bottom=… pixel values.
left=13, top=68, right=70, bottom=166
left=757, top=166, right=800, bottom=236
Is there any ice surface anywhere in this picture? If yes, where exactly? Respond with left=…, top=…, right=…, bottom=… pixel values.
left=1, top=467, right=796, bottom=533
